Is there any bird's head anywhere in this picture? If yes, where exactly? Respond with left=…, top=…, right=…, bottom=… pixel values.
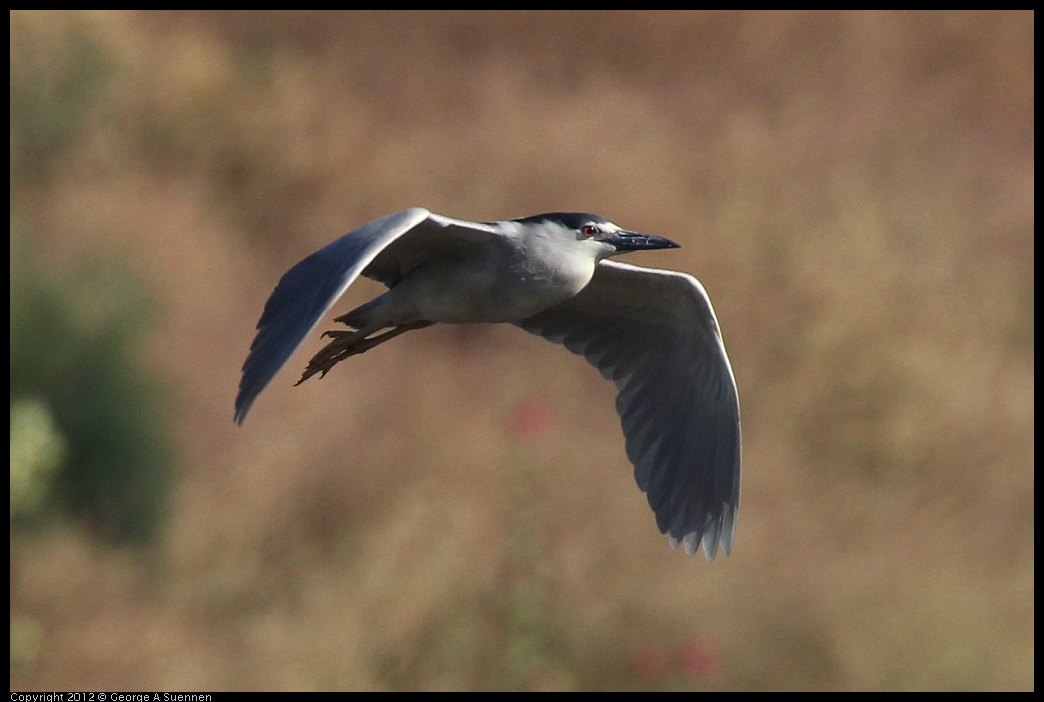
left=510, top=212, right=680, bottom=261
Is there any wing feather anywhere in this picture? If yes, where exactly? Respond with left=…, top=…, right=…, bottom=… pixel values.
left=515, top=259, right=741, bottom=558
left=235, top=208, right=498, bottom=423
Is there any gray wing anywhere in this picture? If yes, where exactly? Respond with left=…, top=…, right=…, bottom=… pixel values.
left=235, top=208, right=498, bottom=424
left=514, top=259, right=741, bottom=558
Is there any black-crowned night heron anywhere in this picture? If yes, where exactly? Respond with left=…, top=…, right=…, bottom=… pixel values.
left=235, top=208, right=741, bottom=558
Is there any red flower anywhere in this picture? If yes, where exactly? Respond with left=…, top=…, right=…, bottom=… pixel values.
left=677, top=638, right=722, bottom=682
left=508, top=398, right=553, bottom=441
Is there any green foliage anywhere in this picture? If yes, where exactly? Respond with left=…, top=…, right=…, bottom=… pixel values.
left=10, top=226, right=174, bottom=544
left=10, top=397, right=66, bottom=522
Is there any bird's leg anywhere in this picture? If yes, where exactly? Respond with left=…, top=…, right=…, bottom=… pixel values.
left=296, top=320, right=433, bottom=385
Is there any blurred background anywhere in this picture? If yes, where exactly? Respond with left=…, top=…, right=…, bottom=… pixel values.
left=9, top=11, right=1033, bottom=691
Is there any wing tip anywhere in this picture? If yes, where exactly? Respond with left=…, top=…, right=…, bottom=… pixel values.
left=233, top=387, right=255, bottom=425
left=667, top=517, right=735, bottom=561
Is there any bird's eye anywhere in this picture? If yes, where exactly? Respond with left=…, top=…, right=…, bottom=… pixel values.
left=581, top=225, right=600, bottom=238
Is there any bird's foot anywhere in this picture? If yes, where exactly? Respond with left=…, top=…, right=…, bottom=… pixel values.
left=295, top=321, right=433, bottom=386
left=296, top=329, right=371, bottom=385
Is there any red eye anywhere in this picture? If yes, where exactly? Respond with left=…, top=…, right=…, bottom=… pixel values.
left=581, top=225, right=599, bottom=237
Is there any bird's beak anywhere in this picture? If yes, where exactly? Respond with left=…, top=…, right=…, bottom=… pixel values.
left=604, top=229, right=681, bottom=252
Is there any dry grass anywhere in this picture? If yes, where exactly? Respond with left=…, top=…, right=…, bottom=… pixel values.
left=10, top=11, right=1033, bottom=691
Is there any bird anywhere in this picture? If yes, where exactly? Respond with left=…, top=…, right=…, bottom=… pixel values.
left=235, top=208, right=741, bottom=559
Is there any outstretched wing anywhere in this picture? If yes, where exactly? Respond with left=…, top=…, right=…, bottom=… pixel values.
left=515, top=260, right=741, bottom=558
left=235, top=208, right=496, bottom=423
